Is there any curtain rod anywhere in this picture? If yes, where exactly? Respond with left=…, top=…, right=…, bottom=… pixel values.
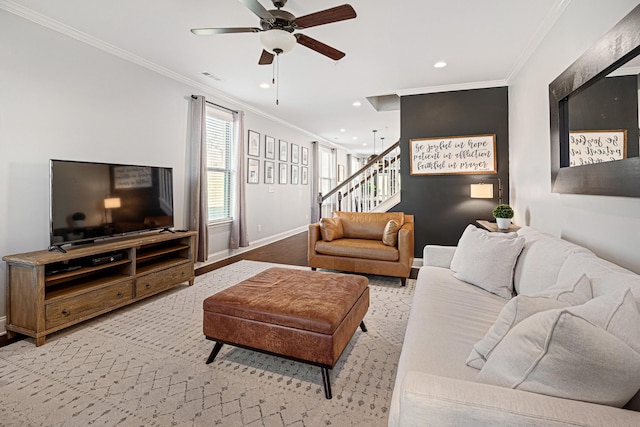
left=191, top=95, right=238, bottom=114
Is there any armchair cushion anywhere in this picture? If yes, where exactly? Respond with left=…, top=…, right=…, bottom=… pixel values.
left=319, top=217, right=344, bottom=242
left=315, top=238, right=399, bottom=262
left=336, top=211, right=404, bottom=240
left=382, top=220, right=400, bottom=246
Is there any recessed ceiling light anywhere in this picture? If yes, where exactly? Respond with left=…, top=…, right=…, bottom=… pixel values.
left=434, top=61, right=447, bottom=68
left=259, top=83, right=270, bottom=89
left=353, top=136, right=358, bottom=140
left=340, top=128, right=346, bottom=132
left=352, top=101, right=362, bottom=107
left=362, top=143, right=367, bottom=146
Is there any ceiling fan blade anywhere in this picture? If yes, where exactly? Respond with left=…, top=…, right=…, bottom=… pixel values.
left=259, top=50, right=274, bottom=65
left=191, top=27, right=261, bottom=35
left=238, top=0, right=275, bottom=24
left=294, top=4, right=356, bottom=29
left=295, top=34, right=345, bottom=61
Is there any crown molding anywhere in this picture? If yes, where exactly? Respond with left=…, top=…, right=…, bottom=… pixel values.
left=0, top=0, right=339, bottom=148
left=505, top=0, right=573, bottom=83
left=396, top=79, right=508, bottom=97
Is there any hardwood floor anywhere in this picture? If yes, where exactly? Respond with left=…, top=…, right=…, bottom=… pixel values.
left=195, top=230, right=419, bottom=279
left=2, top=230, right=417, bottom=348
left=195, top=231, right=309, bottom=276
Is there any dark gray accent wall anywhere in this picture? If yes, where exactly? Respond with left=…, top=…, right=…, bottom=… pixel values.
left=392, top=87, right=509, bottom=255
left=568, top=75, right=638, bottom=159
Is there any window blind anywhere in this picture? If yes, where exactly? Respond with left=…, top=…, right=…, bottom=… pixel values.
left=205, top=105, right=234, bottom=222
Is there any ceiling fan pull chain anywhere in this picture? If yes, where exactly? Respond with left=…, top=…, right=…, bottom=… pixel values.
left=276, top=54, right=280, bottom=105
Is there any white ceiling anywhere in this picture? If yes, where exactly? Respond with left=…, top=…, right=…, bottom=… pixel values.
left=4, top=0, right=565, bottom=154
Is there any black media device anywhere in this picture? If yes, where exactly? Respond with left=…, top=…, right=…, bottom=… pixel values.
left=91, top=253, right=124, bottom=266
left=49, top=159, right=174, bottom=250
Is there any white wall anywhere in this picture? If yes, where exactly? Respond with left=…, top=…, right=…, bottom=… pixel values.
left=207, top=110, right=315, bottom=259
left=0, top=10, right=320, bottom=322
left=509, top=0, right=640, bottom=273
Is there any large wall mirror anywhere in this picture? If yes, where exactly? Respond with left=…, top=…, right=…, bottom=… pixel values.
left=550, top=3, right=640, bottom=197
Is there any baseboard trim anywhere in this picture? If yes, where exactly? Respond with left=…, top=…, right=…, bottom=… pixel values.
left=197, top=225, right=308, bottom=269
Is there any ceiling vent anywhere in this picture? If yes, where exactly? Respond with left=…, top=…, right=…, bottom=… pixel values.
left=201, top=72, right=222, bottom=81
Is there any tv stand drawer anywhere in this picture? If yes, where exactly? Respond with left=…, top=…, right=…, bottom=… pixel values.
left=45, top=280, right=133, bottom=329
left=135, top=261, right=193, bottom=299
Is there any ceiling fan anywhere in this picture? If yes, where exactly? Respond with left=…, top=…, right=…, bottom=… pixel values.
left=190, top=0, right=357, bottom=64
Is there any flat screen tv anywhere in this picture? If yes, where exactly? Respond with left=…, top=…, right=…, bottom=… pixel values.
left=50, top=159, right=174, bottom=248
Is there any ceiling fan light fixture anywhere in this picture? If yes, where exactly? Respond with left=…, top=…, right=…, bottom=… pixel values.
left=260, top=29, right=296, bottom=54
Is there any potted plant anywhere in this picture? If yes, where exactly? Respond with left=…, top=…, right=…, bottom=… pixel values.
left=71, top=212, right=86, bottom=228
left=492, top=204, right=514, bottom=230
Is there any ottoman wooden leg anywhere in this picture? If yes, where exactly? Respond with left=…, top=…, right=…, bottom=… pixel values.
left=206, top=341, right=224, bottom=364
left=321, top=367, right=332, bottom=399
left=360, top=321, right=367, bottom=332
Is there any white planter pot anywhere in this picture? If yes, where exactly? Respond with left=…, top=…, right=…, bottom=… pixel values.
left=496, top=218, right=511, bottom=230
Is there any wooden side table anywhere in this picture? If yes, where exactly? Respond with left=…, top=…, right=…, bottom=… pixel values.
left=476, top=220, right=521, bottom=233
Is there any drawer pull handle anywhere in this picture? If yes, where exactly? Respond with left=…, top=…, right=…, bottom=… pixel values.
left=62, top=309, right=70, bottom=316
left=181, top=271, right=185, bottom=276
left=117, top=291, right=123, bottom=298
left=145, top=283, right=151, bottom=289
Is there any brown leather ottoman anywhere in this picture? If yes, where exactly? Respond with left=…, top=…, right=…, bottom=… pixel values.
left=203, top=267, right=369, bottom=399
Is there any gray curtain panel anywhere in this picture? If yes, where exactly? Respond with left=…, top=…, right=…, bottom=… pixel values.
left=188, top=95, right=209, bottom=262
left=230, top=110, right=249, bottom=249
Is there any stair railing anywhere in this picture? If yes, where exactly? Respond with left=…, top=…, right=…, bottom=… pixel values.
left=318, top=140, right=401, bottom=218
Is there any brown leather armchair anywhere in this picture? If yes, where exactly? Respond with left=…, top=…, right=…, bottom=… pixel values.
left=308, top=211, right=414, bottom=286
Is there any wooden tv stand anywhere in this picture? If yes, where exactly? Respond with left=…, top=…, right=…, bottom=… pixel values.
left=3, top=230, right=197, bottom=346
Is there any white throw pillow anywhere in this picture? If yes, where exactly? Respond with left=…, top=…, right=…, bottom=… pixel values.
left=530, top=273, right=593, bottom=305
left=451, top=225, right=524, bottom=299
left=477, top=289, right=640, bottom=408
left=569, top=287, right=640, bottom=354
left=450, top=225, right=516, bottom=273
left=466, top=296, right=568, bottom=369
left=466, top=275, right=593, bottom=370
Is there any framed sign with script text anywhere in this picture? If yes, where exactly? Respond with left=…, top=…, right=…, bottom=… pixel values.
left=568, top=130, right=627, bottom=167
left=409, top=134, right=497, bottom=175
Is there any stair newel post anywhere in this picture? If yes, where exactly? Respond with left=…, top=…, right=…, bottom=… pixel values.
left=317, top=192, right=323, bottom=221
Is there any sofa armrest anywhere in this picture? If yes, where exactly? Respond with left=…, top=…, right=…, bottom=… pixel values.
left=423, top=245, right=456, bottom=268
left=398, top=371, right=640, bottom=427
left=308, top=223, right=321, bottom=258
left=398, top=221, right=415, bottom=269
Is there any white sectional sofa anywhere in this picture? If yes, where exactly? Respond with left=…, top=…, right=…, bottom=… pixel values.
left=389, top=226, right=640, bottom=426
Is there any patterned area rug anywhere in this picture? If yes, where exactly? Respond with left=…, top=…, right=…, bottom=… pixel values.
left=0, top=261, right=414, bottom=426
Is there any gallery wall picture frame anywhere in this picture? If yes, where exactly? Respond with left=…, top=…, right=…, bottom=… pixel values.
left=265, top=135, right=275, bottom=159
left=291, top=164, right=299, bottom=185
left=291, top=143, right=299, bottom=164
left=301, top=166, right=308, bottom=185
left=409, top=134, right=497, bottom=175
left=248, top=130, right=260, bottom=157
left=279, top=140, right=288, bottom=162
left=301, top=146, right=309, bottom=165
left=279, top=162, right=287, bottom=184
left=247, top=158, right=260, bottom=183
left=264, top=161, right=275, bottom=184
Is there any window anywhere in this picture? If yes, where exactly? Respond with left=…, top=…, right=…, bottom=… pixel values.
left=319, top=145, right=335, bottom=196
left=205, top=105, right=234, bottom=222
